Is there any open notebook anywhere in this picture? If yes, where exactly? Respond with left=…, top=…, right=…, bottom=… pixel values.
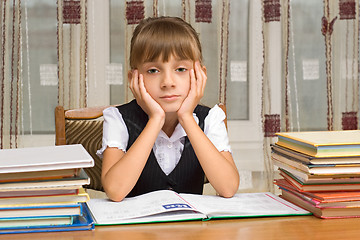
left=86, top=190, right=310, bottom=225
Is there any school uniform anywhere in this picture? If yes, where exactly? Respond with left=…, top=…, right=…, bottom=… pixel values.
left=97, top=100, right=231, bottom=197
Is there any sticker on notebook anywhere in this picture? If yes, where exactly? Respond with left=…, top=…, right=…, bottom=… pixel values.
left=162, top=203, right=191, bottom=210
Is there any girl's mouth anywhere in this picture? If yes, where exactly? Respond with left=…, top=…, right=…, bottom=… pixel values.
left=160, top=95, right=180, bottom=101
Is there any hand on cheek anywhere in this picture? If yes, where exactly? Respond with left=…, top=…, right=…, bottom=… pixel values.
left=177, top=61, right=207, bottom=119
left=129, top=70, right=165, bottom=120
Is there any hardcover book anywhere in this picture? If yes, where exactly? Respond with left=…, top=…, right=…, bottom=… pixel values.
left=272, top=152, right=360, bottom=175
left=0, top=203, right=82, bottom=219
left=0, top=144, right=94, bottom=173
left=275, top=130, right=360, bottom=158
left=275, top=177, right=360, bottom=192
left=276, top=179, right=360, bottom=204
left=272, top=158, right=360, bottom=181
left=0, top=203, right=94, bottom=234
left=0, top=188, right=89, bottom=207
left=279, top=168, right=360, bottom=185
left=0, top=168, right=80, bottom=183
left=0, top=169, right=90, bottom=191
left=271, top=144, right=360, bottom=165
left=281, top=190, right=360, bottom=219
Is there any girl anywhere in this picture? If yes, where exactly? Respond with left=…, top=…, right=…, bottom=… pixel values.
left=98, top=17, right=239, bottom=202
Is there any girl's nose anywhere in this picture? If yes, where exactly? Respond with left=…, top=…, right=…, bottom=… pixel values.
left=160, top=72, right=175, bottom=88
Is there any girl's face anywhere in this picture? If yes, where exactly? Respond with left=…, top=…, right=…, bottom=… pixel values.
left=137, top=55, right=194, bottom=113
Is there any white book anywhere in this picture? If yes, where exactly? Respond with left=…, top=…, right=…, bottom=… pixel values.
left=0, top=144, right=94, bottom=173
left=86, top=190, right=310, bottom=225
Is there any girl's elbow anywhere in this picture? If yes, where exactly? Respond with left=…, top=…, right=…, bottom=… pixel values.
left=104, top=186, right=127, bottom=202
left=108, top=193, right=126, bottom=202
left=220, top=186, right=238, bottom=198
left=221, top=177, right=239, bottom=198
left=221, top=192, right=235, bottom=198
left=102, top=178, right=127, bottom=202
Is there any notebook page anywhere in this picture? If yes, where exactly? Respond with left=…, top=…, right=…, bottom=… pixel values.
left=179, top=192, right=309, bottom=218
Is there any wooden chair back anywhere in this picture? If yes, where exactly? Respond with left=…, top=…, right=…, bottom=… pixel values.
left=55, top=105, right=110, bottom=191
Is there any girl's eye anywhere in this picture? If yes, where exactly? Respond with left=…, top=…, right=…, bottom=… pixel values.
left=176, top=67, right=187, bottom=72
left=147, top=68, right=159, bottom=74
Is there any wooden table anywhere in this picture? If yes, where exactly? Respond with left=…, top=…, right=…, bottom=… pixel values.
left=1, top=215, right=360, bottom=240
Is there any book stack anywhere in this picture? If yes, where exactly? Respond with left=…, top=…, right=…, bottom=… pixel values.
left=272, top=130, right=360, bottom=219
left=0, top=144, right=95, bottom=234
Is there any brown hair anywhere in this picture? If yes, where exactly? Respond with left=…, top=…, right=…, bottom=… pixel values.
left=130, top=17, right=202, bottom=69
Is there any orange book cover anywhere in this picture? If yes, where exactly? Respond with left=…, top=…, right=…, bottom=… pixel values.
left=275, top=178, right=360, bottom=203
left=281, top=190, right=360, bottom=219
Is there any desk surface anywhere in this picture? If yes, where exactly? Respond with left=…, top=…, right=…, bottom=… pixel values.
left=1, top=215, right=360, bottom=240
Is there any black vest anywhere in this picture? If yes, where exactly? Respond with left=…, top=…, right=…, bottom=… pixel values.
left=117, top=100, right=210, bottom=197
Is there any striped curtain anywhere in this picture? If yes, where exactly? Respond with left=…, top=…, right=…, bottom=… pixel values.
left=57, top=0, right=87, bottom=109
left=0, top=0, right=22, bottom=149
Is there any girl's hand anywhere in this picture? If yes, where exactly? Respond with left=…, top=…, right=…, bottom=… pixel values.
left=129, top=70, right=165, bottom=123
left=177, top=62, right=207, bottom=119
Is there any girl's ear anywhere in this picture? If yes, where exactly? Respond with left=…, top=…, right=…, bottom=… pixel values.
left=128, top=70, right=133, bottom=83
left=202, top=65, right=207, bottom=75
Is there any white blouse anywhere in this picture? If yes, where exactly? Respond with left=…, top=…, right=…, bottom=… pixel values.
left=97, top=105, right=231, bottom=175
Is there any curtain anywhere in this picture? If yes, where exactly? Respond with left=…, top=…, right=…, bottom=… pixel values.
left=262, top=0, right=360, bottom=193
left=280, top=0, right=359, bottom=132
left=57, top=0, right=87, bottom=109
left=262, top=0, right=282, bottom=192
left=0, top=0, right=22, bottom=149
left=1, top=1, right=59, bottom=149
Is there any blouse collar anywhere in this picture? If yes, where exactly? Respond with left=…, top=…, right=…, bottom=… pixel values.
left=158, top=113, right=199, bottom=142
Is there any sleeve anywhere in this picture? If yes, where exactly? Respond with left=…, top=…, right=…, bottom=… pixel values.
left=96, top=107, right=129, bottom=158
left=203, top=105, right=232, bottom=153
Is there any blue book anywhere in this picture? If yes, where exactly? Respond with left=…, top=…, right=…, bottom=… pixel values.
left=0, top=203, right=94, bottom=234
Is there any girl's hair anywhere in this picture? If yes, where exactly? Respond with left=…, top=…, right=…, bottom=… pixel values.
left=130, top=17, right=202, bottom=69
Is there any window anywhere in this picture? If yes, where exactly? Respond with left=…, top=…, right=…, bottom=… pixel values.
left=21, top=0, right=58, bottom=135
